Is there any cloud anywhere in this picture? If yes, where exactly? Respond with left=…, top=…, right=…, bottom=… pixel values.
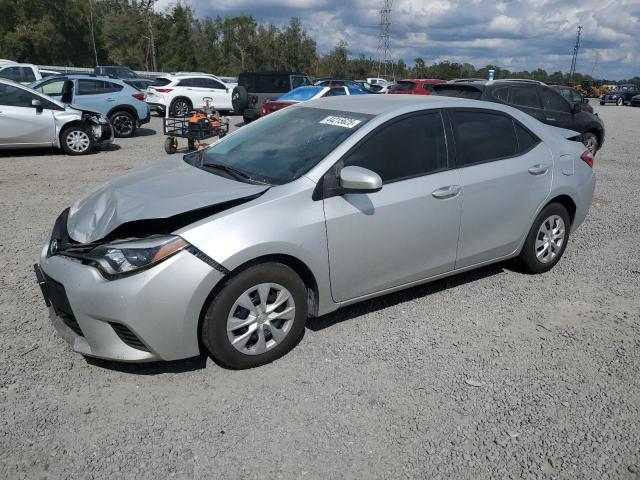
left=155, top=0, right=640, bottom=79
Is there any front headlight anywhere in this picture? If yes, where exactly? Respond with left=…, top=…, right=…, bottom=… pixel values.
left=84, top=236, right=189, bottom=279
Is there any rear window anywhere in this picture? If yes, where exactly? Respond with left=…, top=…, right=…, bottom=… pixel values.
left=434, top=85, right=483, bottom=100
left=389, top=81, right=416, bottom=92
left=239, top=74, right=290, bottom=94
left=154, top=78, right=172, bottom=87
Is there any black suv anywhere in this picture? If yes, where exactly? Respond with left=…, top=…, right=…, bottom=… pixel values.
left=94, top=66, right=156, bottom=90
left=232, top=71, right=312, bottom=123
left=600, top=84, right=640, bottom=106
left=433, top=80, right=605, bottom=153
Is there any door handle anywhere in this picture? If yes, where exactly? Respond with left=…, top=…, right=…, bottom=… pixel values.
left=431, top=185, right=461, bottom=199
left=528, top=164, right=549, bottom=175
left=545, top=117, right=556, bottom=121
left=106, top=98, right=115, bottom=102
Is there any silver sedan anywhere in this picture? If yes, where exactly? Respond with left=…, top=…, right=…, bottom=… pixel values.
left=36, top=95, right=595, bottom=368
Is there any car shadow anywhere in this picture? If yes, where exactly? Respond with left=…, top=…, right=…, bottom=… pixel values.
left=306, top=262, right=509, bottom=332
left=85, top=354, right=208, bottom=375
left=134, top=127, right=157, bottom=137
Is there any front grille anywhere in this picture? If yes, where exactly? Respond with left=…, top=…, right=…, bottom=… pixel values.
left=43, top=272, right=84, bottom=337
left=109, top=323, right=149, bottom=352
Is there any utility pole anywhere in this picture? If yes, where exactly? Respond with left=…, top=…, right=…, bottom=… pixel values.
left=376, top=0, right=393, bottom=80
left=568, top=25, right=582, bottom=83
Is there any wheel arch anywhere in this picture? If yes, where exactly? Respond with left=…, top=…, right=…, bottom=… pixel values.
left=196, top=253, right=320, bottom=354
left=107, top=104, right=138, bottom=121
left=169, top=96, right=192, bottom=113
left=546, top=194, right=577, bottom=225
left=57, top=120, right=89, bottom=144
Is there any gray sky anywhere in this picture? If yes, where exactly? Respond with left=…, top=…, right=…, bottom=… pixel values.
left=156, top=0, right=640, bottom=80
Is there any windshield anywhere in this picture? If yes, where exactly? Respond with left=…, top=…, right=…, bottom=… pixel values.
left=277, top=86, right=324, bottom=102
left=197, top=107, right=373, bottom=185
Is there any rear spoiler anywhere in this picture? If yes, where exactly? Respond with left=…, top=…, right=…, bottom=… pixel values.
left=543, top=124, right=582, bottom=141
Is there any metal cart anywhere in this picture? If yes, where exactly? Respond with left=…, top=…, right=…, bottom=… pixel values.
left=163, top=112, right=229, bottom=154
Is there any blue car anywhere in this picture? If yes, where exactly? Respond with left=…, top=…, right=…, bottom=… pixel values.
left=30, top=75, right=150, bottom=138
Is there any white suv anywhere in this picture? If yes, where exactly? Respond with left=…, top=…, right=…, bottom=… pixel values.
left=145, top=74, right=233, bottom=116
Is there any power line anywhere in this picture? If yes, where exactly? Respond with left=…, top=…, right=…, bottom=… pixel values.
left=568, top=25, right=582, bottom=83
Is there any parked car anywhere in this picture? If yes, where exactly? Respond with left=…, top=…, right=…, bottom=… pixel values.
left=551, top=85, right=594, bottom=114
left=144, top=74, right=233, bottom=117
left=261, top=85, right=367, bottom=116
left=630, top=94, right=640, bottom=107
left=388, top=79, right=446, bottom=95
left=0, top=63, right=60, bottom=84
left=30, top=75, right=150, bottom=138
left=0, top=78, right=113, bottom=155
left=94, top=66, right=156, bottom=90
left=369, top=83, right=394, bottom=94
left=232, top=71, right=312, bottom=123
left=600, top=84, right=640, bottom=106
left=35, top=95, right=594, bottom=368
left=433, top=79, right=605, bottom=154
left=314, top=79, right=373, bottom=91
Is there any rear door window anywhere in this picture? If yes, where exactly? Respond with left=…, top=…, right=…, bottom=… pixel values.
left=103, top=81, right=124, bottom=93
left=77, top=79, right=108, bottom=95
left=538, top=87, right=570, bottom=112
left=390, top=81, right=417, bottom=92
left=177, top=78, right=199, bottom=87
left=492, top=87, right=509, bottom=102
left=510, top=86, right=541, bottom=108
left=291, top=76, right=311, bottom=89
left=449, top=110, right=518, bottom=166
left=343, top=112, right=448, bottom=183
left=198, top=78, right=226, bottom=90
left=20, top=67, right=36, bottom=83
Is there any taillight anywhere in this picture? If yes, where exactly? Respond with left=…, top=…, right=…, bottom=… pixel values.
left=155, top=88, right=173, bottom=93
left=580, top=150, right=594, bottom=168
left=261, top=103, right=269, bottom=116
left=131, top=93, right=145, bottom=101
left=251, top=95, right=258, bottom=105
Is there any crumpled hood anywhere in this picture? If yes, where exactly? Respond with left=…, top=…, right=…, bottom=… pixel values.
left=67, top=156, right=268, bottom=243
left=68, top=104, right=103, bottom=116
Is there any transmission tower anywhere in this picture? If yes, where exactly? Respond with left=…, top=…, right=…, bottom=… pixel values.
left=376, top=0, right=393, bottom=80
left=568, top=25, right=582, bottom=83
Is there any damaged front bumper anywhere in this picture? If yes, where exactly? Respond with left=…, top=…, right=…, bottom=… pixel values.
left=36, top=228, right=226, bottom=362
left=89, top=115, right=115, bottom=147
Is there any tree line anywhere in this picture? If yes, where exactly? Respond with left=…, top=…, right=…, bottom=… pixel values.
left=0, top=0, right=637, bottom=86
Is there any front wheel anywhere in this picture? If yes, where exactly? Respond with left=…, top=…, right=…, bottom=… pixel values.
left=201, top=263, right=308, bottom=369
left=60, top=126, right=94, bottom=155
left=517, top=203, right=570, bottom=274
left=616, top=98, right=624, bottom=106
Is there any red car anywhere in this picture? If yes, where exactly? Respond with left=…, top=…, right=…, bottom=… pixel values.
left=388, top=79, right=446, bottom=95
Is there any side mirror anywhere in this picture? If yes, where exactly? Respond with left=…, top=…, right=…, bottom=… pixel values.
left=31, top=98, right=44, bottom=113
left=339, top=166, right=382, bottom=194
left=582, top=97, right=589, bottom=104
left=571, top=102, right=581, bottom=114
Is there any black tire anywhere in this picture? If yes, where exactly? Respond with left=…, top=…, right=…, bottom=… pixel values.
left=202, top=263, right=308, bottom=369
left=170, top=97, right=192, bottom=116
left=232, top=86, right=248, bottom=114
left=599, top=101, right=605, bottom=106
left=156, top=107, right=166, bottom=117
left=187, top=138, right=196, bottom=151
left=109, top=110, right=136, bottom=138
left=60, top=125, right=94, bottom=155
left=242, top=115, right=253, bottom=124
left=164, top=137, right=177, bottom=154
left=582, top=131, right=598, bottom=154
left=616, top=98, right=624, bottom=106
left=517, top=202, right=571, bottom=274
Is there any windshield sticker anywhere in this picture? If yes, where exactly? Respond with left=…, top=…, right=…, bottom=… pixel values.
left=320, top=116, right=362, bottom=129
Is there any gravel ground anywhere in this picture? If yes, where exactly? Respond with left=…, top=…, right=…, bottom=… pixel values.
left=1, top=104, right=639, bottom=480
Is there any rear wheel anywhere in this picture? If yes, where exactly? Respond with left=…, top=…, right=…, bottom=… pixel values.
left=201, top=263, right=308, bottom=369
left=163, top=137, right=177, bottom=154
left=616, top=97, right=624, bottom=106
left=242, top=115, right=253, bottom=124
left=583, top=132, right=598, bottom=154
left=109, top=111, right=136, bottom=138
left=599, top=101, right=605, bottom=106
left=60, top=125, right=94, bottom=155
left=518, top=203, right=570, bottom=274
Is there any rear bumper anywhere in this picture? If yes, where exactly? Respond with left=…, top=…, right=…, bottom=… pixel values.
left=146, top=102, right=166, bottom=111
left=37, top=238, right=225, bottom=362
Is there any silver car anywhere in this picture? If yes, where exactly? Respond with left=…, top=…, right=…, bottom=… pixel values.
left=35, top=95, right=595, bottom=368
left=0, top=78, right=113, bottom=155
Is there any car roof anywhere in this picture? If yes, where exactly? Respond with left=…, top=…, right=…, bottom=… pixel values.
left=240, top=71, right=307, bottom=76
left=298, top=94, right=509, bottom=116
